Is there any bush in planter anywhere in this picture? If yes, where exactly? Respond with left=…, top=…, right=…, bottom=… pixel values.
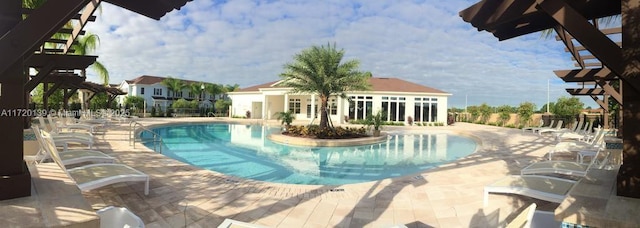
left=365, top=110, right=385, bottom=136
left=275, top=110, right=295, bottom=129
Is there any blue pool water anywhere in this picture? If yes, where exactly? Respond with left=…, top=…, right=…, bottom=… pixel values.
left=142, top=123, right=477, bottom=185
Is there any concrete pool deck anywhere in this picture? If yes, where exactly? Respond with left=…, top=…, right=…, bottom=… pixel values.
left=33, top=118, right=563, bottom=227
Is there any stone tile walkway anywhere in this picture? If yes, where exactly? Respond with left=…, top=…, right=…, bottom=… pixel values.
left=79, top=118, right=562, bottom=227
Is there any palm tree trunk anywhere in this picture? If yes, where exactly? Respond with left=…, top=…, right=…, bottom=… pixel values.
left=319, top=96, right=329, bottom=129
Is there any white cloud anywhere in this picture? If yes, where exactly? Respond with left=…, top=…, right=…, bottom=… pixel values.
left=83, top=0, right=598, bottom=109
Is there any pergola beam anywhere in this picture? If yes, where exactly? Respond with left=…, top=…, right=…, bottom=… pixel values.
left=0, top=0, right=91, bottom=76
left=63, top=0, right=101, bottom=54
left=537, top=0, right=637, bottom=91
left=566, top=88, right=605, bottom=95
left=555, top=25, right=584, bottom=68
left=25, top=61, right=55, bottom=92
left=555, top=27, right=621, bottom=41
left=554, top=68, right=616, bottom=82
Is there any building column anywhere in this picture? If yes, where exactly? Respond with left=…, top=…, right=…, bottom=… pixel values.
left=310, top=95, right=316, bottom=120
left=284, top=94, right=289, bottom=112
left=337, top=96, right=343, bottom=124
left=0, top=0, right=31, bottom=200
left=618, top=0, right=640, bottom=198
left=262, top=95, right=267, bottom=120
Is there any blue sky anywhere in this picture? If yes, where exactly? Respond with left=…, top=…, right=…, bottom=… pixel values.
left=84, top=0, right=602, bottom=109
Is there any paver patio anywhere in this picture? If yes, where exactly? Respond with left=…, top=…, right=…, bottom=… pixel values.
left=76, top=118, right=561, bottom=227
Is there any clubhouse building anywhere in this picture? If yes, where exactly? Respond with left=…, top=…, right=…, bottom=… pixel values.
left=228, top=77, right=451, bottom=125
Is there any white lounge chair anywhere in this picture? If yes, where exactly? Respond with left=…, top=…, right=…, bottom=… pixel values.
left=530, top=120, right=555, bottom=134
left=477, top=203, right=560, bottom=228
left=32, top=126, right=115, bottom=166
left=555, top=122, right=591, bottom=141
left=520, top=149, right=609, bottom=177
left=549, top=128, right=606, bottom=160
left=522, top=120, right=543, bottom=133
left=97, top=206, right=145, bottom=228
left=47, top=115, right=97, bottom=136
left=484, top=175, right=577, bottom=207
left=505, top=203, right=536, bottom=228
left=60, top=116, right=101, bottom=133
left=39, top=130, right=149, bottom=195
left=37, top=116, right=95, bottom=150
left=541, top=119, right=582, bottom=136
left=217, top=219, right=269, bottom=228
left=536, top=120, right=564, bottom=135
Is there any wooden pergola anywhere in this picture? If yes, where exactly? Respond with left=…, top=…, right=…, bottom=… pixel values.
left=0, top=0, right=192, bottom=200
left=460, top=0, right=640, bottom=198
left=553, top=26, right=622, bottom=129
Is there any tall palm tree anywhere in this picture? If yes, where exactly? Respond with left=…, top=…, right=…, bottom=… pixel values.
left=280, top=43, right=370, bottom=129
left=222, top=84, right=239, bottom=100
left=187, top=83, right=203, bottom=102
left=204, top=83, right=224, bottom=102
left=73, top=33, right=109, bottom=85
left=161, top=77, right=185, bottom=99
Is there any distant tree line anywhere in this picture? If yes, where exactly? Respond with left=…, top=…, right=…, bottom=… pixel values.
left=450, top=96, right=585, bottom=128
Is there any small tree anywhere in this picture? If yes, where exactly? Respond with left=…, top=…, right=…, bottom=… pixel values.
left=124, top=96, right=145, bottom=112
left=275, top=110, right=295, bottom=128
left=467, top=106, right=480, bottom=123
left=478, top=103, right=492, bottom=124
left=553, top=97, right=584, bottom=125
left=517, top=102, right=536, bottom=128
left=496, top=105, right=512, bottom=126
left=365, top=110, right=385, bottom=136
left=215, top=99, right=231, bottom=115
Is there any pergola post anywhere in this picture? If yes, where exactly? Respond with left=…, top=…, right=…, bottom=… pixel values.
left=0, top=0, right=31, bottom=200
left=617, top=0, right=640, bottom=198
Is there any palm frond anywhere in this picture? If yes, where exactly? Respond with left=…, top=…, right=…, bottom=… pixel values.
left=90, top=61, right=109, bottom=85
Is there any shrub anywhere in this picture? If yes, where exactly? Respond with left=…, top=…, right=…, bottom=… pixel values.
left=283, top=125, right=367, bottom=139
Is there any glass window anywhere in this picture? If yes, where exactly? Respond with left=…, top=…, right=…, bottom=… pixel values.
left=348, top=100, right=355, bottom=120
left=391, top=97, right=397, bottom=100
left=366, top=96, right=372, bottom=99
left=382, top=97, right=389, bottom=100
left=289, top=99, right=301, bottom=114
left=431, top=103, right=437, bottom=122
left=414, top=102, right=421, bottom=122
left=399, top=97, right=406, bottom=101
left=153, top=88, right=163, bottom=96
left=422, top=102, right=429, bottom=122
left=141, top=87, right=145, bottom=95
left=329, top=99, right=337, bottom=115
left=306, top=104, right=317, bottom=118
left=382, top=101, right=389, bottom=121
left=431, top=98, right=437, bottom=102
left=357, top=101, right=364, bottom=119
left=399, top=102, right=405, bottom=121
left=390, top=102, right=397, bottom=121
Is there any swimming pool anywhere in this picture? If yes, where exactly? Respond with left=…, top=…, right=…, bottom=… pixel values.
left=142, top=123, right=477, bottom=185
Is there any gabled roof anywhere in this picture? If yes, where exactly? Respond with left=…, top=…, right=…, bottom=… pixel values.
left=125, top=75, right=202, bottom=85
left=234, top=77, right=449, bottom=94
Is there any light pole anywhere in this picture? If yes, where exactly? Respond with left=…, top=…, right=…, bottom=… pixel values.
left=547, top=79, right=550, bottom=113
left=200, top=84, right=205, bottom=116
